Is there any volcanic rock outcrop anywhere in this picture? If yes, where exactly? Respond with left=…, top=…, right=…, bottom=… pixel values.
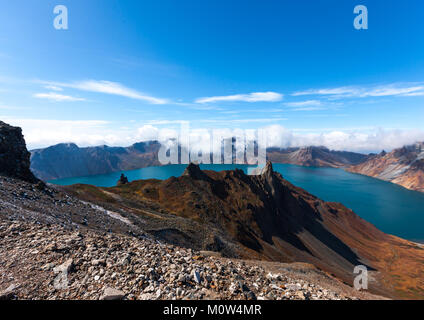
left=0, top=121, right=37, bottom=183
left=117, top=173, right=129, bottom=186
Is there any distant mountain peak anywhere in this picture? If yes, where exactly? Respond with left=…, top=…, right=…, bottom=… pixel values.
left=30, top=140, right=161, bottom=181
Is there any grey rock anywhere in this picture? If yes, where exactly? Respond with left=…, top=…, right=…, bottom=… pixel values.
left=53, top=259, right=73, bottom=274
left=192, top=270, right=201, bottom=284
left=100, top=287, right=125, bottom=300
left=53, top=259, right=74, bottom=290
left=0, top=284, right=18, bottom=300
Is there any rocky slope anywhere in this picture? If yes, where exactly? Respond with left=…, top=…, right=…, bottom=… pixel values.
left=0, top=174, right=380, bottom=301
left=347, top=143, right=424, bottom=192
left=1, top=217, right=380, bottom=300
left=0, top=121, right=37, bottom=183
left=66, top=162, right=424, bottom=299
left=30, top=141, right=161, bottom=181
left=267, top=146, right=369, bottom=168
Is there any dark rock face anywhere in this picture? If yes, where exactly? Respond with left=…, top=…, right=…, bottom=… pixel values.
left=182, top=163, right=209, bottom=180
left=117, top=173, right=129, bottom=186
left=0, top=121, right=37, bottom=183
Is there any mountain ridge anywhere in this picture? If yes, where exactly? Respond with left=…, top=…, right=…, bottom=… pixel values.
left=267, top=146, right=370, bottom=168
left=30, top=141, right=161, bottom=181
left=347, top=142, right=424, bottom=192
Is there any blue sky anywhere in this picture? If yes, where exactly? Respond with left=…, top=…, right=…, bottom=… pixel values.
left=0, top=0, right=424, bottom=151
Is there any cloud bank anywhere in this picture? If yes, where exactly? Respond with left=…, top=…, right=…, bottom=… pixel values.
left=8, top=117, right=424, bottom=154
left=293, top=83, right=424, bottom=99
left=41, top=80, right=168, bottom=104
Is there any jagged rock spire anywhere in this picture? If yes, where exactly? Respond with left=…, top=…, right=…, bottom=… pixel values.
left=262, top=161, right=273, bottom=175
left=117, top=173, right=129, bottom=186
left=259, top=161, right=280, bottom=197
left=182, top=163, right=208, bottom=180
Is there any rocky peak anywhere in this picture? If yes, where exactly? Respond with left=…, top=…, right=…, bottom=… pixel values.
left=261, top=160, right=274, bottom=175
left=259, top=161, right=280, bottom=197
left=117, top=173, right=129, bottom=186
left=182, top=163, right=208, bottom=180
left=48, top=143, right=79, bottom=152
left=0, top=121, right=37, bottom=183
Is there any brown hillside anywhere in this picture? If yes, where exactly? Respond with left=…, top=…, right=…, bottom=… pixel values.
left=66, top=162, right=424, bottom=299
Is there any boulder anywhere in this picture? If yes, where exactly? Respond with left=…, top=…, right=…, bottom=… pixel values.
left=100, top=287, right=125, bottom=300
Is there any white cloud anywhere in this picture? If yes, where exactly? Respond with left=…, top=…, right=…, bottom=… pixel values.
left=135, top=124, right=424, bottom=153
left=44, top=80, right=168, bottom=104
left=136, top=125, right=159, bottom=141
left=220, top=110, right=241, bottom=114
left=262, top=125, right=295, bottom=148
left=195, top=92, right=283, bottom=104
left=290, top=107, right=326, bottom=112
left=293, top=87, right=359, bottom=97
left=145, top=120, right=190, bottom=125
left=3, top=118, right=118, bottom=149
left=284, top=100, right=323, bottom=109
left=33, top=92, right=86, bottom=102
left=44, top=85, right=63, bottom=91
left=363, top=86, right=424, bottom=97
left=200, top=118, right=287, bottom=124
left=5, top=117, right=424, bottom=153
left=293, top=83, right=424, bottom=99
left=400, top=91, right=424, bottom=97
left=264, top=125, right=424, bottom=152
left=285, top=100, right=322, bottom=107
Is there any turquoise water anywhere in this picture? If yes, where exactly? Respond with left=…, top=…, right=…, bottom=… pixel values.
left=50, top=164, right=424, bottom=242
